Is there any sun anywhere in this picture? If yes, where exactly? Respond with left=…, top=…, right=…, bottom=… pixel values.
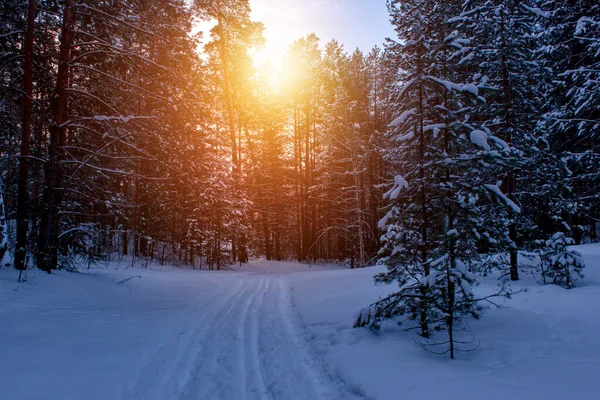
left=249, top=0, right=306, bottom=69
left=250, top=40, right=285, bottom=69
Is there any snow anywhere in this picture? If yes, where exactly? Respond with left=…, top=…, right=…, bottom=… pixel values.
left=0, top=261, right=356, bottom=400
left=92, top=115, right=136, bottom=123
left=470, top=129, right=491, bottom=150
left=289, top=244, right=600, bottom=400
left=378, top=208, right=394, bottom=229
left=384, top=174, right=408, bottom=201
left=489, top=135, right=511, bottom=151
left=420, top=269, right=437, bottom=287
left=395, top=131, right=414, bottom=143
left=425, top=76, right=479, bottom=96
left=575, top=17, right=596, bottom=35
left=521, top=5, right=550, bottom=19
left=389, top=108, right=416, bottom=127
left=0, top=266, right=224, bottom=400
left=2, top=246, right=600, bottom=400
left=484, top=184, right=522, bottom=213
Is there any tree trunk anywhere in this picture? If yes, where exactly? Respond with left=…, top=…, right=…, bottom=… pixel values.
left=417, top=48, right=430, bottom=338
left=37, top=0, right=74, bottom=273
left=500, top=12, right=519, bottom=281
left=121, top=179, right=128, bottom=255
left=275, top=230, right=281, bottom=261
left=352, top=153, right=366, bottom=268
left=216, top=13, right=240, bottom=264
left=15, top=0, right=36, bottom=271
left=0, top=185, right=8, bottom=262
left=294, top=107, right=303, bottom=261
left=217, top=15, right=238, bottom=176
left=263, top=212, right=271, bottom=260
left=304, top=103, right=311, bottom=261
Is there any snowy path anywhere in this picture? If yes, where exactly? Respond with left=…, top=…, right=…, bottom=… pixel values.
left=119, top=265, right=361, bottom=400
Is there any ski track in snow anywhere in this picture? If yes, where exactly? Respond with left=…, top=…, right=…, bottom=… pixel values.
left=121, top=270, right=362, bottom=400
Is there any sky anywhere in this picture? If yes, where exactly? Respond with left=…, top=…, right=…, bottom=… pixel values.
left=249, top=0, right=395, bottom=66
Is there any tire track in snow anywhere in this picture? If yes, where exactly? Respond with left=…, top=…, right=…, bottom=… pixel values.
left=125, top=272, right=364, bottom=400
left=175, top=275, right=254, bottom=398
left=120, top=276, right=245, bottom=400
left=257, top=276, right=364, bottom=400
left=177, top=276, right=265, bottom=400
left=235, top=277, right=263, bottom=399
left=244, top=276, right=270, bottom=399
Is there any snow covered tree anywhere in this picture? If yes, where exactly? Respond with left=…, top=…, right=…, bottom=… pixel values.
left=540, top=232, right=585, bottom=288
left=281, top=34, right=324, bottom=262
left=0, top=0, right=594, bottom=277
left=201, top=0, right=264, bottom=263
left=541, top=0, right=600, bottom=242
left=356, top=0, right=515, bottom=358
left=9, top=0, right=215, bottom=271
left=453, top=0, right=552, bottom=280
left=319, top=43, right=370, bottom=267
left=244, top=63, right=290, bottom=261
left=0, top=182, right=8, bottom=263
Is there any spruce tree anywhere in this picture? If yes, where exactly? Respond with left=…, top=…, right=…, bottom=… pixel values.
left=454, top=0, right=552, bottom=280
left=542, top=0, right=600, bottom=242
left=356, top=0, right=514, bottom=358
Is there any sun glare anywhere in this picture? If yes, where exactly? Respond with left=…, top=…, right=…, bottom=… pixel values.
left=249, top=0, right=306, bottom=69
left=250, top=45, right=280, bottom=69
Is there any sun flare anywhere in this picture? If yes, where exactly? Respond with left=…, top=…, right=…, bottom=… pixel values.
left=250, top=45, right=281, bottom=69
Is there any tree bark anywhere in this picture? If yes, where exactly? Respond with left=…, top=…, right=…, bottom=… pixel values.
left=216, top=11, right=240, bottom=263
left=15, top=0, right=36, bottom=271
left=37, top=0, right=74, bottom=273
left=501, top=14, right=519, bottom=281
left=263, top=211, right=271, bottom=260
left=0, top=185, right=8, bottom=262
left=417, top=45, right=430, bottom=338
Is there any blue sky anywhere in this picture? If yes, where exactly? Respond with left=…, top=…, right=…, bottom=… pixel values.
left=250, top=0, right=395, bottom=65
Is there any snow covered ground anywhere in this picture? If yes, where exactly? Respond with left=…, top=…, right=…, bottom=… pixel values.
left=290, top=244, right=600, bottom=400
left=1, top=245, right=600, bottom=400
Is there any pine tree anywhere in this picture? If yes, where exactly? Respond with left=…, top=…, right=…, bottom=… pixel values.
left=0, top=182, right=8, bottom=264
left=201, top=0, right=264, bottom=263
left=454, top=0, right=552, bottom=280
left=542, top=0, right=600, bottom=242
left=281, top=34, right=324, bottom=262
left=13, top=0, right=36, bottom=272
left=22, top=0, right=213, bottom=270
left=357, top=0, right=514, bottom=358
left=541, top=232, right=585, bottom=288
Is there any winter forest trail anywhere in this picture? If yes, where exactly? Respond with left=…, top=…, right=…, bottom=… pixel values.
left=120, top=261, right=362, bottom=400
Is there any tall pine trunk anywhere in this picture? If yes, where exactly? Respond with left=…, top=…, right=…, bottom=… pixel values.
left=37, top=0, right=73, bottom=273
left=501, top=14, right=519, bottom=281
left=0, top=185, right=8, bottom=263
left=417, top=46, right=430, bottom=338
left=14, top=0, right=36, bottom=271
left=216, top=11, right=240, bottom=263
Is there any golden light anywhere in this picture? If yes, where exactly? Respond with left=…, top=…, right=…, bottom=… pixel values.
left=250, top=46, right=280, bottom=69
left=249, top=0, right=308, bottom=69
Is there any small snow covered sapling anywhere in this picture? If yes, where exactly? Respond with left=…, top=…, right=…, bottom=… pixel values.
left=543, top=232, right=585, bottom=289
left=528, top=240, right=550, bottom=284
left=0, top=183, right=8, bottom=264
